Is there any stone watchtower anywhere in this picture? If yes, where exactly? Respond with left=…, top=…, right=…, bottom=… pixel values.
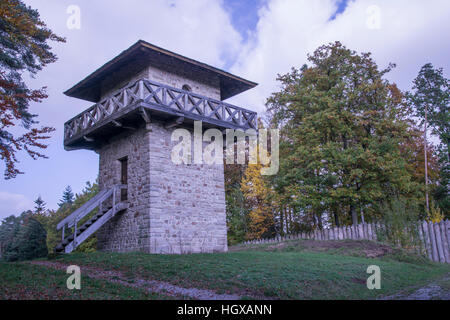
left=57, top=40, right=257, bottom=254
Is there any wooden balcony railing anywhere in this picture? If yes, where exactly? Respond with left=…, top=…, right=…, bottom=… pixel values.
left=64, top=78, right=257, bottom=145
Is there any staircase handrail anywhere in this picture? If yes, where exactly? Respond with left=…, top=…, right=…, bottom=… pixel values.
left=56, top=184, right=128, bottom=230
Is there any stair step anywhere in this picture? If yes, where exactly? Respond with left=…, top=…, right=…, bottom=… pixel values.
left=56, top=200, right=128, bottom=254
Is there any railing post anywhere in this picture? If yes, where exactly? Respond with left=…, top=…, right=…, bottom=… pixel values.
left=62, top=225, right=65, bottom=241
left=139, top=80, right=144, bottom=100
left=113, top=185, right=116, bottom=209
left=74, top=220, right=77, bottom=248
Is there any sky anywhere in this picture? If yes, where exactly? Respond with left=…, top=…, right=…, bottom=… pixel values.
left=1, top=0, right=449, bottom=219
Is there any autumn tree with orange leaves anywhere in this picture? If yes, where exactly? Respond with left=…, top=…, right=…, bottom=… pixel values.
left=0, top=0, right=65, bottom=179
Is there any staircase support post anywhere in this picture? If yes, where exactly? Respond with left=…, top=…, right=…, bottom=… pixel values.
left=74, top=221, right=77, bottom=248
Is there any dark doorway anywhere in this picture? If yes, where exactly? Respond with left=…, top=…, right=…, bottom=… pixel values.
left=119, top=157, right=128, bottom=201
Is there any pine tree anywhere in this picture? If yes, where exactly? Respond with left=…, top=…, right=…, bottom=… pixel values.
left=34, top=196, right=46, bottom=214
left=59, top=185, right=75, bottom=207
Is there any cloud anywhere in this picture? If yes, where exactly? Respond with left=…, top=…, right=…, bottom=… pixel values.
left=0, top=192, right=34, bottom=219
left=228, top=0, right=450, bottom=117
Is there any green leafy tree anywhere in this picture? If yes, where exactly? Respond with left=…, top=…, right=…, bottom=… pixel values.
left=408, top=63, right=449, bottom=216
left=267, top=42, right=420, bottom=226
left=226, top=185, right=249, bottom=245
left=0, top=0, right=65, bottom=179
left=35, top=181, right=99, bottom=253
left=376, top=197, right=422, bottom=252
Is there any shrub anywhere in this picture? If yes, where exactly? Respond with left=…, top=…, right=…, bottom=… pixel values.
left=376, top=198, right=423, bottom=252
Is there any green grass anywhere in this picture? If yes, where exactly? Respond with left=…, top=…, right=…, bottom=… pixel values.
left=1, top=239, right=449, bottom=300
left=0, top=262, right=173, bottom=300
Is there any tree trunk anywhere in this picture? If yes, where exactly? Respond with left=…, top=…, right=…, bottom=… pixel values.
left=280, top=205, right=284, bottom=236
left=333, top=207, right=340, bottom=227
left=316, top=213, right=323, bottom=230
left=350, top=204, right=358, bottom=225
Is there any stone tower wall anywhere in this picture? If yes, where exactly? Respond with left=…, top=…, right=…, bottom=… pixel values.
left=96, top=121, right=228, bottom=254
left=96, top=126, right=151, bottom=252
left=96, top=63, right=227, bottom=254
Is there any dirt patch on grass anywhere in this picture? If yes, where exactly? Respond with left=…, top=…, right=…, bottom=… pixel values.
left=28, top=260, right=252, bottom=300
left=298, top=240, right=396, bottom=258
left=232, top=239, right=398, bottom=259
left=380, top=276, right=450, bottom=300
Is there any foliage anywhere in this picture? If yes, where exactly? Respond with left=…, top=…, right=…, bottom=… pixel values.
left=225, top=185, right=249, bottom=245
left=35, top=181, right=99, bottom=253
left=376, top=198, right=422, bottom=252
left=408, top=63, right=449, bottom=216
left=409, top=63, right=449, bottom=148
left=0, top=0, right=65, bottom=179
left=266, top=41, right=421, bottom=228
left=426, top=201, right=445, bottom=223
left=241, top=155, right=275, bottom=240
left=1, top=213, right=47, bottom=261
left=58, top=185, right=74, bottom=207
left=33, top=196, right=46, bottom=214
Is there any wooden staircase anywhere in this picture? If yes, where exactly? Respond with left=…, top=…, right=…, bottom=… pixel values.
left=55, top=185, right=127, bottom=253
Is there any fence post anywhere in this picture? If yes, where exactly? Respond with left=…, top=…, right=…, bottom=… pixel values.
left=445, top=221, right=450, bottom=263
left=439, top=220, right=450, bottom=263
left=417, top=222, right=425, bottom=256
left=421, top=221, right=432, bottom=260
left=434, top=222, right=445, bottom=263
left=367, top=223, right=373, bottom=240
left=442, top=221, right=450, bottom=263
left=428, top=221, right=439, bottom=262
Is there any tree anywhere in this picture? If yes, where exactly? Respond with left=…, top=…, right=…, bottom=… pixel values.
left=15, top=217, right=47, bottom=260
left=59, top=185, right=74, bottom=207
left=35, top=181, right=99, bottom=253
left=241, top=155, right=275, bottom=240
left=408, top=64, right=449, bottom=215
left=33, top=196, right=46, bottom=214
left=266, top=42, right=420, bottom=226
left=2, top=214, right=47, bottom=261
left=225, top=185, right=249, bottom=245
left=0, top=213, right=23, bottom=258
left=0, top=0, right=65, bottom=179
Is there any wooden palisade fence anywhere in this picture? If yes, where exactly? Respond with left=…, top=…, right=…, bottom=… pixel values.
left=243, top=220, right=450, bottom=264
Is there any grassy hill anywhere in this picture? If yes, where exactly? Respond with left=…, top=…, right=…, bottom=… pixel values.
left=1, top=239, right=449, bottom=300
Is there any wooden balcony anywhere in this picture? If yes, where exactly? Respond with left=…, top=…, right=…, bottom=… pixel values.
left=64, top=78, right=258, bottom=150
